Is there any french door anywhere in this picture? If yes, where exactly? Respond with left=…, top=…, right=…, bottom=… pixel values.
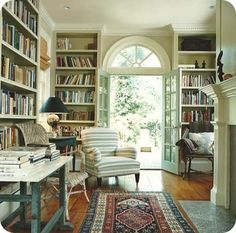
left=98, top=70, right=110, bottom=127
left=162, top=69, right=180, bottom=174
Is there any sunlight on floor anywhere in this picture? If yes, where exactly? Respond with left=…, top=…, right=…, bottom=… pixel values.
left=137, top=147, right=161, bottom=169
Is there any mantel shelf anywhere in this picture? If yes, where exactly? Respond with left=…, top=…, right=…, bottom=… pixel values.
left=201, top=76, right=236, bottom=99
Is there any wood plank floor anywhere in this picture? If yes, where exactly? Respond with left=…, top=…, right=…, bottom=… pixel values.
left=6, top=170, right=213, bottom=233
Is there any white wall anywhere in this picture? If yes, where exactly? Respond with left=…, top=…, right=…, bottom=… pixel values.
left=38, top=7, right=54, bottom=130
left=217, top=0, right=236, bottom=77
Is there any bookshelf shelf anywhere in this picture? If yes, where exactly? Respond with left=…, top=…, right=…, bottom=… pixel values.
left=55, top=85, right=95, bottom=88
left=60, top=120, right=95, bottom=124
left=2, top=41, right=38, bottom=66
left=64, top=103, right=95, bottom=106
left=0, top=114, right=37, bottom=119
left=56, top=67, right=96, bottom=71
left=182, top=104, right=214, bottom=107
left=56, top=49, right=98, bottom=54
left=0, top=77, right=37, bottom=93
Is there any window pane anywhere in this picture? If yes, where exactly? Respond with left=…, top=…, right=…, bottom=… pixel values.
left=136, top=46, right=151, bottom=63
left=120, top=46, right=136, bottom=63
left=111, top=45, right=161, bottom=68
left=111, top=54, right=132, bottom=67
left=141, top=53, right=161, bottom=67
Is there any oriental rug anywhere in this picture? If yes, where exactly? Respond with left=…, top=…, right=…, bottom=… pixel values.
left=79, top=191, right=197, bottom=233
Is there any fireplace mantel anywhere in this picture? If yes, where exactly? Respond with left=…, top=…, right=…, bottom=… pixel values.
left=201, top=76, right=236, bottom=98
left=201, top=76, right=236, bottom=208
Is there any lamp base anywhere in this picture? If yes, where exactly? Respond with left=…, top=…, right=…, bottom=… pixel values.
left=47, top=114, right=60, bottom=137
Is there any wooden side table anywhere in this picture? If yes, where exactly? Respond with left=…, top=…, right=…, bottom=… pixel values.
left=49, top=136, right=77, bottom=171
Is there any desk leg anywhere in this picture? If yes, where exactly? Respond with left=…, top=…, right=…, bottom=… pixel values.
left=31, top=182, right=41, bottom=233
left=59, top=165, right=66, bottom=224
left=58, top=165, right=73, bottom=230
left=20, top=182, right=27, bottom=224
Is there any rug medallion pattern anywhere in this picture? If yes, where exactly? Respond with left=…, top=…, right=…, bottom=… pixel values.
left=80, top=191, right=196, bottom=233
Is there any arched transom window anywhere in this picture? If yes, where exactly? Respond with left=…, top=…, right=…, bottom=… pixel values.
left=111, top=45, right=161, bottom=68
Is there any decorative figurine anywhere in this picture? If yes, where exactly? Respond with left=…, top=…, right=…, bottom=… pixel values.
left=202, top=60, right=206, bottom=68
left=217, top=50, right=224, bottom=82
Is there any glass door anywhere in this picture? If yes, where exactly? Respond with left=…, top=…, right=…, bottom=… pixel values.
left=162, top=69, right=180, bottom=174
left=98, top=70, right=110, bottom=127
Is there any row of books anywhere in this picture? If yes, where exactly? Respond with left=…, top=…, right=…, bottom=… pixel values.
left=2, top=19, right=37, bottom=61
left=56, top=90, right=95, bottom=103
left=0, top=90, right=34, bottom=116
left=0, top=144, right=59, bottom=176
left=56, top=74, right=95, bottom=85
left=182, top=74, right=216, bottom=87
left=1, top=55, right=36, bottom=88
left=0, top=126, right=20, bottom=150
left=58, top=126, right=90, bottom=138
left=5, top=0, right=38, bottom=34
left=182, top=91, right=214, bottom=105
left=56, top=38, right=72, bottom=50
left=56, top=56, right=95, bottom=68
left=61, top=110, right=95, bottom=121
left=182, top=109, right=214, bottom=122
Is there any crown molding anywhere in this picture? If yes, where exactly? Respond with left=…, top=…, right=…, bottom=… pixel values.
left=172, top=23, right=216, bottom=34
left=102, top=24, right=173, bottom=36
left=40, top=5, right=55, bottom=30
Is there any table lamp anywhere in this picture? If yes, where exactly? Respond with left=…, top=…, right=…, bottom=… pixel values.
left=40, top=97, right=69, bottom=136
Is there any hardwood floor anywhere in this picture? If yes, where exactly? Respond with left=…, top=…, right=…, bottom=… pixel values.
left=6, top=170, right=213, bottom=233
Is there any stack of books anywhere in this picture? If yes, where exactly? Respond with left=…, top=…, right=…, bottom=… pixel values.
left=45, top=143, right=60, bottom=161
left=0, top=150, right=31, bottom=176
left=27, top=143, right=60, bottom=161
left=3, top=146, right=47, bottom=166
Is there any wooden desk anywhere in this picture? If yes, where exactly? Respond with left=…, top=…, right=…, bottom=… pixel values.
left=49, top=136, right=77, bottom=171
left=0, top=157, right=73, bottom=233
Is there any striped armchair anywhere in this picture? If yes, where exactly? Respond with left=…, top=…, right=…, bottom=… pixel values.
left=81, top=127, right=140, bottom=186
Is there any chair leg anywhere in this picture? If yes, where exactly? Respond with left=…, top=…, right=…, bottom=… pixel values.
left=183, top=160, right=187, bottom=179
left=82, top=181, right=89, bottom=202
left=97, top=178, right=102, bottom=187
left=135, top=173, right=140, bottom=184
left=188, top=158, right=192, bottom=178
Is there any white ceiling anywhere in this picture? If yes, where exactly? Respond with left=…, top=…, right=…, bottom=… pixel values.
left=41, top=0, right=216, bottom=33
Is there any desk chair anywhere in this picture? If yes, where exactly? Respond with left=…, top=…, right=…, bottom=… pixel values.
left=176, top=121, right=214, bottom=179
left=15, top=123, right=89, bottom=220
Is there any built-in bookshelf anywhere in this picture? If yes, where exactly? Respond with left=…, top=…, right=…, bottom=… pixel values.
left=0, top=0, right=39, bottom=148
left=55, top=32, right=100, bottom=140
left=177, top=34, right=216, bottom=135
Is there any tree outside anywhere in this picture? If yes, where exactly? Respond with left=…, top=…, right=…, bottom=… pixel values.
left=110, top=75, right=162, bottom=149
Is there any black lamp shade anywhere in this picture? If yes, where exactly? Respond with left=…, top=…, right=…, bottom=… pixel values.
left=40, top=97, right=69, bottom=113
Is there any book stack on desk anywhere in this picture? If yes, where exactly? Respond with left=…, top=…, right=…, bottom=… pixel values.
left=45, top=143, right=60, bottom=161
left=0, top=151, right=31, bottom=176
left=28, top=143, right=60, bottom=161
left=3, top=146, right=47, bottom=166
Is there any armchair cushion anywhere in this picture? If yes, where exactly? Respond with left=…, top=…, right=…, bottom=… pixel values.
left=94, top=156, right=140, bottom=177
left=115, top=147, right=137, bottom=160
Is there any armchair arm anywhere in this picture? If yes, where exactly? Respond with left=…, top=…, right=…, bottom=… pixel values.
left=115, top=147, right=137, bottom=160
left=175, top=138, right=198, bottom=154
left=83, top=147, right=101, bottom=163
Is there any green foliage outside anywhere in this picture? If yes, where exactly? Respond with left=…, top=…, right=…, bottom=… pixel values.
left=110, top=75, right=162, bottom=148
